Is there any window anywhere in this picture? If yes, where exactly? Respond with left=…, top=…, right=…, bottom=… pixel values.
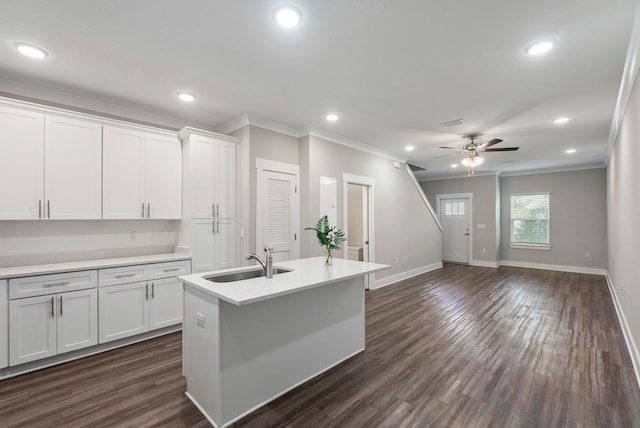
left=444, top=201, right=465, bottom=216
left=510, top=193, right=550, bottom=249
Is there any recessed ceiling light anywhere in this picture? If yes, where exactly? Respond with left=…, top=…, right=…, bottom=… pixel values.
left=554, top=117, right=570, bottom=124
left=273, top=4, right=302, bottom=27
left=565, top=149, right=577, bottom=154
left=525, top=39, right=556, bottom=56
left=405, top=145, right=415, bottom=152
left=177, top=92, right=196, bottom=102
left=450, top=163, right=458, bottom=168
left=15, top=42, right=48, bottom=59
left=325, top=113, right=340, bottom=122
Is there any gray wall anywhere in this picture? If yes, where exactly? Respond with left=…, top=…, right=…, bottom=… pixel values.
left=301, top=135, right=442, bottom=283
left=420, top=175, right=500, bottom=264
left=500, top=168, right=607, bottom=269
left=608, top=57, right=640, bottom=366
left=243, top=126, right=300, bottom=262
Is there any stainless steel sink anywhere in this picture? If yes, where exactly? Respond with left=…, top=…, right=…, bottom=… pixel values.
left=204, top=267, right=293, bottom=283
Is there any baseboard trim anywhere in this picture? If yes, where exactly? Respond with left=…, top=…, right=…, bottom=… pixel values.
left=605, top=272, right=640, bottom=389
left=499, top=260, right=606, bottom=275
left=470, top=259, right=499, bottom=268
left=372, top=262, right=443, bottom=290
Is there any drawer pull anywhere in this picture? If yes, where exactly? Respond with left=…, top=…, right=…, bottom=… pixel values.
left=59, top=296, right=63, bottom=316
left=162, top=268, right=180, bottom=272
left=115, top=273, right=137, bottom=279
left=44, top=282, right=69, bottom=287
left=51, top=296, right=54, bottom=318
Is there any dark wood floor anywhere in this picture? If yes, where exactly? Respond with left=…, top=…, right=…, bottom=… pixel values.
left=1, top=264, right=639, bottom=427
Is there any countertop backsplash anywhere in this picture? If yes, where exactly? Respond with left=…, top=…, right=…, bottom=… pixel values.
left=0, top=220, right=179, bottom=268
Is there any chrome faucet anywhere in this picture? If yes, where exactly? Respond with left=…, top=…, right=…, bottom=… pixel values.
left=245, top=246, right=274, bottom=278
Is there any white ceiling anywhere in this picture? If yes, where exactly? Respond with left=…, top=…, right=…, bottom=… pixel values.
left=0, top=0, right=636, bottom=178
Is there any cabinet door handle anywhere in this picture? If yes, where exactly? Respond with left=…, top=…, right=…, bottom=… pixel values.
left=43, top=282, right=69, bottom=288
left=141, top=202, right=145, bottom=218
left=211, top=203, right=215, bottom=218
left=115, top=273, right=137, bottom=279
left=216, top=220, right=220, bottom=234
left=145, top=283, right=149, bottom=300
left=51, top=296, right=54, bottom=318
left=151, top=282, right=155, bottom=299
left=216, top=203, right=220, bottom=218
left=147, top=202, right=151, bottom=218
left=212, top=220, right=215, bottom=234
left=47, top=200, right=51, bottom=219
left=39, top=200, right=42, bottom=219
left=59, top=296, right=63, bottom=316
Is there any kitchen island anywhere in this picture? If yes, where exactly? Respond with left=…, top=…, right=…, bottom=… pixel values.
left=179, top=256, right=389, bottom=427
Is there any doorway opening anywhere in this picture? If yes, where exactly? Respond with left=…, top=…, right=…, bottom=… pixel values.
left=343, top=173, right=374, bottom=289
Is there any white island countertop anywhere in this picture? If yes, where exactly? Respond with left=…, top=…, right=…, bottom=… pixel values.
left=179, top=256, right=390, bottom=306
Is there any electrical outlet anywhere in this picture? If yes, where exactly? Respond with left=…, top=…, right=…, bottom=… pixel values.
left=403, top=256, right=407, bottom=262
left=584, top=252, right=591, bottom=259
left=482, top=248, right=487, bottom=254
left=196, top=312, right=205, bottom=328
left=395, top=257, right=399, bottom=264
left=129, top=231, right=136, bottom=240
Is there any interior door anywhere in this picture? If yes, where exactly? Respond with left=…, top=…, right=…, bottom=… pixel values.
left=257, top=169, right=298, bottom=262
left=440, top=198, right=470, bottom=263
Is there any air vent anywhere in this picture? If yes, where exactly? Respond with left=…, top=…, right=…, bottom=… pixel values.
left=440, top=119, right=464, bottom=127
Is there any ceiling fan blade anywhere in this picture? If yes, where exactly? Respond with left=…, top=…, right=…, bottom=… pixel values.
left=478, top=138, right=503, bottom=150
left=434, top=154, right=452, bottom=159
left=439, top=146, right=460, bottom=150
left=483, top=147, right=519, bottom=152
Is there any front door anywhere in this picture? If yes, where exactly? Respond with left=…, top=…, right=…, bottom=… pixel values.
left=440, top=198, right=470, bottom=263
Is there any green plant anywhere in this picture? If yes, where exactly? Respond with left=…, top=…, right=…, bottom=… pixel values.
left=305, top=215, right=346, bottom=261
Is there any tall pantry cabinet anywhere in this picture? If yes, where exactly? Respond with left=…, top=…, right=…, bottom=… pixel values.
left=178, top=127, right=240, bottom=272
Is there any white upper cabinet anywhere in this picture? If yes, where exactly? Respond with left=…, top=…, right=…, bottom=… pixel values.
left=0, top=106, right=45, bottom=219
left=145, top=133, right=182, bottom=219
left=103, top=126, right=181, bottom=219
left=0, top=107, right=101, bottom=220
left=184, top=131, right=237, bottom=219
left=45, top=115, right=102, bottom=219
left=102, top=126, right=146, bottom=219
left=214, top=141, right=237, bottom=219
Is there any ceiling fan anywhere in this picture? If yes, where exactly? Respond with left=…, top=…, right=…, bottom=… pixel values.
left=438, top=133, right=519, bottom=173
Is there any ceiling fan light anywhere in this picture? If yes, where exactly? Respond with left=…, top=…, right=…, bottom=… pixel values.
left=461, top=156, right=484, bottom=168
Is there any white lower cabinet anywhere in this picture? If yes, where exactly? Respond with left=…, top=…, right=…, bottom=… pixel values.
left=192, top=218, right=237, bottom=273
left=0, top=280, right=7, bottom=369
left=98, top=282, right=150, bottom=343
left=98, top=261, right=189, bottom=343
left=9, top=288, right=97, bottom=366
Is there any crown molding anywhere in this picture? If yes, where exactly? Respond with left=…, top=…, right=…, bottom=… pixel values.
left=498, top=163, right=606, bottom=178
left=418, top=171, right=498, bottom=182
left=302, top=127, right=406, bottom=163
left=608, top=4, right=640, bottom=160
left=216, top=115, right=405, bottom=162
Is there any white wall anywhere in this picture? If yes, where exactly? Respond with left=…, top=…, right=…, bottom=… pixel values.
left=607, top=54, right=640, bottom=371
left=0, top=220, right=178, bottom=267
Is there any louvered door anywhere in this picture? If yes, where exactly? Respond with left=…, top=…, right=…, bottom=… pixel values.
left=257, top=169, right=298, bottom=262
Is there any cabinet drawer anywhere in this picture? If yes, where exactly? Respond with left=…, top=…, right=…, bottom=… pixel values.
left=9, top=270, right=97, bottom=299
left=98, top=265, right=146, bottom=287
left=146, top=260, right=191, bottom=280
